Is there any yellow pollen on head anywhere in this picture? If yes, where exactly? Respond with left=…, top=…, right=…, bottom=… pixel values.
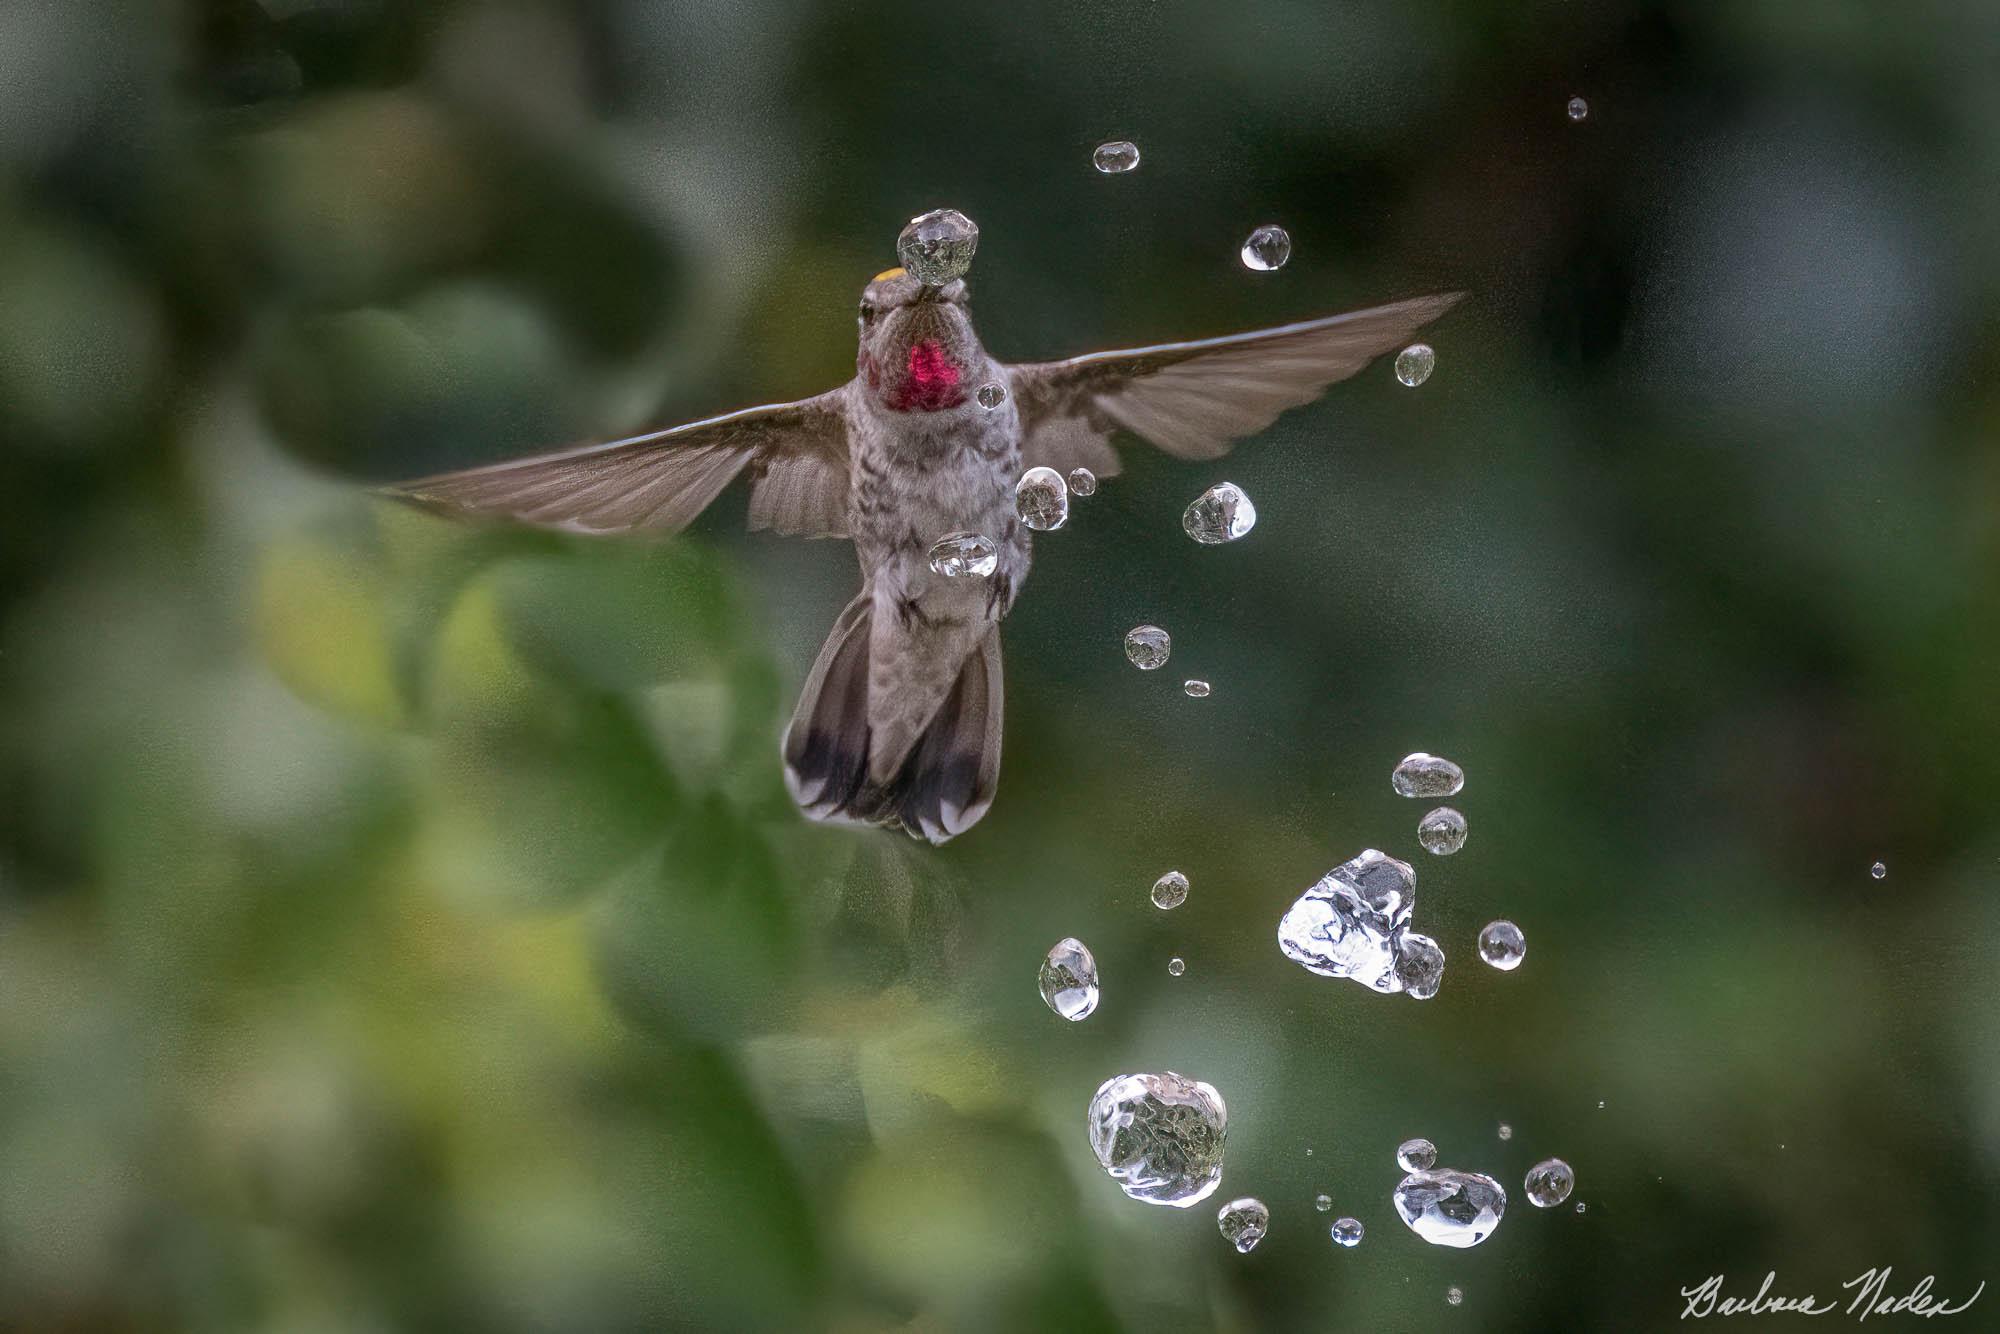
left=872, top=267, right=907, bottom=282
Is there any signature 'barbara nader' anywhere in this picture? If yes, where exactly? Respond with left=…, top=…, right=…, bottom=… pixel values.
left=1681, top=1269, right=1985, bottom=1321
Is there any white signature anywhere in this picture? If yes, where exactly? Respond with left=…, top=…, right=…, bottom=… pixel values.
left=1681, top=1270, right=1985, bottom=1321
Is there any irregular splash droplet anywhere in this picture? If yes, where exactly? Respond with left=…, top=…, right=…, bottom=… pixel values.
left=1216, top=1196, right=1268, bottom=1252
left=1870, top=861, right=1887, bottom=880
left=1392, top=752, right=1463, bottom=797
left=1497, top=1123, right=1513, bottom=1141
left=1575, top=1201, right=1588, bottom=1214
left=1277, top=849, right=1416, bottom=994
left=1330, top=1216, right=1365, bottom=1247
left=1124, top=624, right=1171, bottom=670
left=1524, top=1157, right=1574, bottom=1207
left=1183, top=679, right=1212, bottom=698
left=1183, top=482, right=1258, bottom=544
left=1447, top=1286, right=1465, bottom=1307
left=927, top=531, right=999, bottom=579
left=976, top=381, right=1006, bottom=409
left=1087, top=1071, right=1226, bottom=1207
left=1394, top=343, right=1436, bottom=387
left=1039, top=937, right=1100, bottom=1021
left=1167, top=956, right=1186, bottom=977
left=1478, top=920, right=1526, bottom=972
left=1066, top=467, right=1098, bottom=496
left=1092, top=140, right=1141, bottom=174
left=1418, top=806, right=1467, bottom=855
left=1394, top=931, right=1445, bottom=999
left=1151, top=871, right=1189, bottom=910
left=1240, top=224, right=1291, bottom=272
left=1394, top=1169, right=1507, bottom=1248
left=1566, top=95, right=1589, bottom=122
left=1314, top=1193, right=1333, bottom=1213
left=1016, top=466, right=1069, bottom=531
left=896, top=207, right=979, bottom=285
left=1398, top=1138, right=1438, bottom=1172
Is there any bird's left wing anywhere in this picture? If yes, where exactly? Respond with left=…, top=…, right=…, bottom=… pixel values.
left=1009, top=292, right=1464, bottom=478
left=389, top=388, right=852, bottom=537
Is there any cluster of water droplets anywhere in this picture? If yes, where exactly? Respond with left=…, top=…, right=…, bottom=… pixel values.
left=1276, top=848, right=1445, bottom=1000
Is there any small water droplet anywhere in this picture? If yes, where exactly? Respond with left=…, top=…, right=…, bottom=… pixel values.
left=1124, top=624, right=1171, bottom=670
left=1314, top=1193, right=1333, bottom=1213
left=1150, top=871, right=1189, bottom=910
left=1394, top=932, right=1446, bottom=1000
left=1066, top=467, right=1098, bottom=496
left=896, top=208, right=979, bottom=285
left=1216, top=1196, right=1268, bottom=1252
left=1183, top=679, right=1212, bottom=698
left=1870, top=861, right=1887, bottom=880
left=1446, top=1286, right=1465, bottom=1307
left=1524, top=1157, right=1575, bottom=1207
left=1394, top=343, right=1436, bottom=387
left=1330, top=1216, right=1365, bottom=1248
left=1240, top=224, right=1292, bottom=272
left=1417, top=806, right=1467, bottom=855
left=1396, top=1169, right=1505, bottom=1248
left=1088, top=1071, right=1226, bottom=1207
left=976, top=381, right=1006, bottom=409
left=1397, top=1137, right=1438, bottom=1172
left=1016, top=466, right=1069, bottom=530
left=1183, top=481, right=1258, bottom=544
left=1497, top=1123, right=1513, bottom=1141
left=1039, top=937, right=1100, bottom=1021
left=1392, top=752, right=1464, bottom=798
left=927, top=531, right=999, bottom=578
left=1597, top=1100, right=1606, bottom=1110
left=1092, top=139, right=1141, bottom=174
left=1566, top=95, right=1589, bottom=122
left=1478, top=920, right=1526, bottom=972
left=1575, top=1201, right=1588, bottom=1214
left=1167, top=956, right=1186, bottom=977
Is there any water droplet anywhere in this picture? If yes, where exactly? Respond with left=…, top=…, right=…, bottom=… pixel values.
left=896, top=207, right=978, bottom=285
left=1066, top=467, right=1098, bottom=496
left=1183, top=679, right=1212, bottom=698
left=1394, top=1169, right=1506, bottom=1248
left=1394, top=343, right=1436, bottom=387
left=1314, top=1193, right=1333, bottom=1213
left=1392, top=752, right=1464, bottom=797
left=1239, top=224, right=1291, bottom=272
left=1477, top=920, right=1526, bottom=972
left=1397, top=1138, right=1438, bottom=1172
left=1216, top=1198, right=1268, bottom=1253
left=1016, top=466, right=1069, bottom=531
left=1870, top=861, right=1887, bottom=880
left=1524, top=1157, right=1574, bottom=1207
left=1566, top=95, right=1589, bottom=122
left=1167, top=956, right=1186, bottom=977
left=1183, top=482, right=1258, bottom=544
left=1277, top=849, right=1416, bottom=994
left=1394, top=931, right=1446, bottom=1000
left=1497, top=1123, right=1513, bottom=1141
left=1092, top=140, right=1141, bottom=174
left=1417, top=806, right=1467, bottom=855
left=1087, top=1071, right=1226, bottom=1207
left=1597, top=1100, right=1606, bottom=1110
left=1151, top=871, right=1190, bottom=910
left=1124, top=624, right=1171, bottom=670
left=976, top=381, right=1006, bottom=409
left=1575, top=1201, right=1588, bottom=1214
left=1330, top=1216, right=1365, bottom=1247
left=927, top=531, right=999, bottom=579
left=1039, top=937, right=1100, bottom=1021
left=1446, top=1286, right=1465, bottom=1307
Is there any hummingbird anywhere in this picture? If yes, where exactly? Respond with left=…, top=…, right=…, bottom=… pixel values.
left=393, top=263, right=1462, bottom=844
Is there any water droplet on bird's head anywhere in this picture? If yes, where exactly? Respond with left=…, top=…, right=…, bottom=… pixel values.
left=897, top=208, right=978, bottom=285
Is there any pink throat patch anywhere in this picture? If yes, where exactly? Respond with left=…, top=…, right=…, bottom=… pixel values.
left=888, top=339, right=965, bottom=412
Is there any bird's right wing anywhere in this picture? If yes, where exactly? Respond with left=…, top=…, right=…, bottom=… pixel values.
left=389, top=388, right=853, bottom=537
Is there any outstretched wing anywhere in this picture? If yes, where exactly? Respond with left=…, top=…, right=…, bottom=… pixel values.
left=389, top=389, right=853, bottom=537
left=1009, top=292, right=1464, bottom=478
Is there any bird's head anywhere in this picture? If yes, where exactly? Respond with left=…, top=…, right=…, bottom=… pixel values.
left=855, top=267, right=981, bottom=412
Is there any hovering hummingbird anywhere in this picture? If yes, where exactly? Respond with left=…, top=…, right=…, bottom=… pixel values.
left=394, top=259, right=1461, bottom=844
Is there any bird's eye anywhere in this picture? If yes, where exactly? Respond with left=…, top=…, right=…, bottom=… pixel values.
left=858, top=303, right=877, bottom=326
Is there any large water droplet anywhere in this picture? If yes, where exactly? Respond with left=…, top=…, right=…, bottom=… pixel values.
left=1124, top=624, right=1171, bottom=670
left=1566, top=95, right=1589, bottom=122
left=1016, top=466, right=1069, bottom=531
left=1240, top=224, right=1291, bottom=272
left=1183, top=482, right=1258, bottom=544
left=1150, top=870, right=1189, bottom=910
left=1397, top=1138, right=1438, bottom=1172
left=1092, top=140, right=1141, bottom=174
left=1477, top=920, right=1525, bottom=971
left=976, top=381, right=1006, bottom=409
left=927, top=531, right=998, bottom=578
left=1314, top=1193, right=1333, bottom=1213
left=1087, top=1071, right=1227, bottom=1207
left=1330, top=1216, right=1365, bottom=1247
left=1183, top=679, right=1212, bottom=698
left=1066, top=467, right=1098, bottom=496
left=1394, top=931, right=1445, bottom=1000
left=1524, top=1157, right=1574, bottom=1207
left=1394, top=343, right=1436, bottom=387
left=1393, top=1169, right=1507, bottom=1248
left=1418, top=806, right=1467, bottom=855
left=1870, top=861, right=1887, bottom=880
left=1277, top=849, right=1416, bottom=994
left=1216, top=1197, right=1268, bottom=1252
left=1039, top=937, right=1100, bottom=1021
left=1392, top=752, right=1464, bottom=797
left=896, top=208, right=978, bottom=285
left=1167, top=956, right=1186, bottom=977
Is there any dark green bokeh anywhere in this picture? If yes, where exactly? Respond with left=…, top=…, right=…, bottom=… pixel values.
left=3, top=1, right=1997, bottom=1329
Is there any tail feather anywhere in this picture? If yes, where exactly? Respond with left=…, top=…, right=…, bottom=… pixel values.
left=782, top=593, right=1003, bottom=844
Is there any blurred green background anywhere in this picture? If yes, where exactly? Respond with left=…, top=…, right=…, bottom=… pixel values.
left=4, top=0, right=1998, bottom=1329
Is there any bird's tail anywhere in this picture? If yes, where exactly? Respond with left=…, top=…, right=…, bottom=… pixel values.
left=781, top=590, right=1002, bottom=845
